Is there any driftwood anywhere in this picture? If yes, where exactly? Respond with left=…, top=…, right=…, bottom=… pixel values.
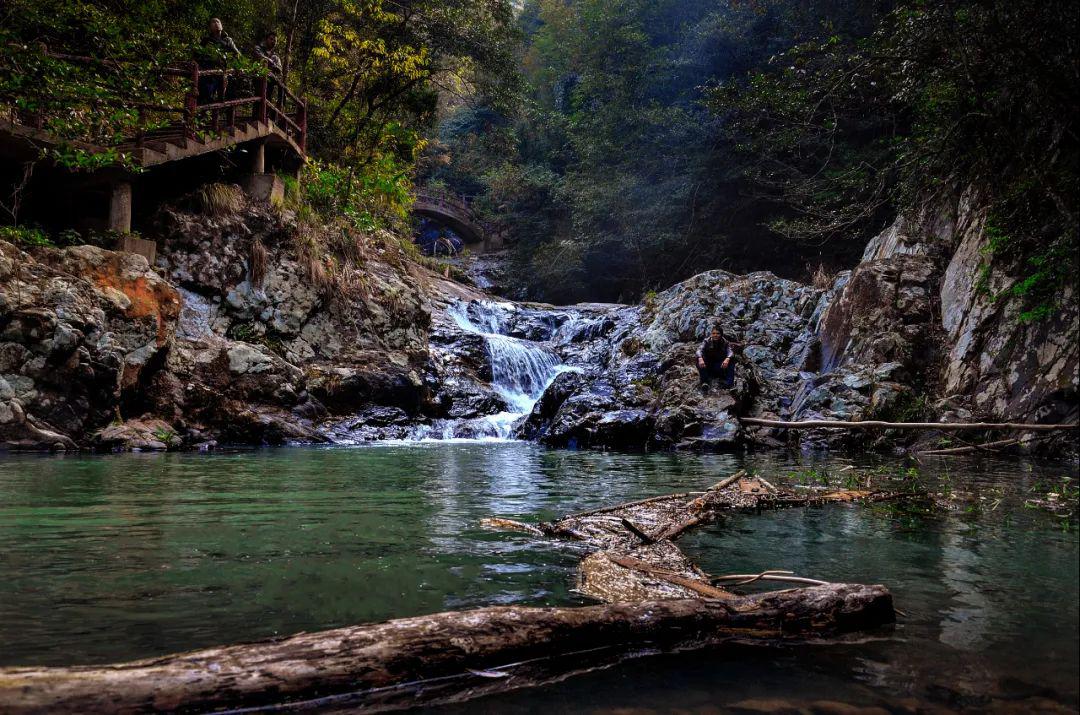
left=0, top=588, right=894, bottom=714
left=917, top=437, right=1022, bottom=455
left=740, top=417, right=1078, bottom=431
left=484, top=473, right=905, bottom=605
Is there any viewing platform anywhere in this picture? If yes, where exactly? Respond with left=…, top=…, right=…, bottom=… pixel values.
left=0, top=49, right=308, bottom=240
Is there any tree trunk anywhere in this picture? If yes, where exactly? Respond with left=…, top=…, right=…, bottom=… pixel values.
left=0, top=586, right=894, bottom=714
left=739, top=417, right=1077, bottom=431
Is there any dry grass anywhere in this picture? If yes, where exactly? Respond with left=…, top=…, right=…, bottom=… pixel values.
left=809, top=263, right=834, bottom=290
left=290, top=220, right=372, bottom=304
left=196, top=183, right=245, bottom=217
left=249, top=238, right=268, bottom=288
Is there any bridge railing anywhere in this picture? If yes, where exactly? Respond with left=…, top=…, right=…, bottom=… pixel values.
left=3, top=47, right=307, bottom=155
left=412, top=190, right=481, bottom=221
left=414, top=189, right=510, bottom=247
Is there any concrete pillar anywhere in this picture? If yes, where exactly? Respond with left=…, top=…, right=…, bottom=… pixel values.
left=242, top=173, right=284, bottom=204
left=108, top=181, right=132, bottom=233
left=251, top=141, right=266, bottom=174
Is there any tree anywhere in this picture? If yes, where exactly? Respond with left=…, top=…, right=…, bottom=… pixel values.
left=714, top=0, right=1079, bottom=321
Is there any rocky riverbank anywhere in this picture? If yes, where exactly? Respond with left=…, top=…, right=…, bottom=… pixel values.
left=1, top=188, right=1076, bottom=453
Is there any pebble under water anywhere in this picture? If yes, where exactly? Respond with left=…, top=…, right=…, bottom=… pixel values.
left=0, top=445, right=1076, bottom=712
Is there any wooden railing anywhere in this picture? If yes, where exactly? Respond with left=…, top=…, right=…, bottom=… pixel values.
left=415, top=189, right=479, bottom=218
left=6, top=48, right=307, bottom=155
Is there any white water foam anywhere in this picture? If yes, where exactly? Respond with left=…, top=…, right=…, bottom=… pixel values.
left=422, top=302, right=568, bottom=440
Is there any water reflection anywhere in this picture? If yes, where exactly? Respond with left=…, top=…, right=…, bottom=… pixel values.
left=0, top=445, right=1076, bottom=711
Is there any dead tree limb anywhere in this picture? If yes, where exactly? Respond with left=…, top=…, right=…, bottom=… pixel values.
left=0, top=587, right=895, bottom=714
left=712, top=572, right=830, bottom=587
left=740, top=418, right=1078, bottom=432
left=486, top=473, right=910, bottom=605
left=917, top=437, right=1022, bottom=455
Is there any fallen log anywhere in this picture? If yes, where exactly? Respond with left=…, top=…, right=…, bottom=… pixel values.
left=917, top=437, right=1022, bottom=455
left=0, top=586, right=895, bottom=714
left=486, top=474, right=910, bottom=604
left=508, top=482, right=906, bottom=553
left=740, top=418, right=1078, bottom=431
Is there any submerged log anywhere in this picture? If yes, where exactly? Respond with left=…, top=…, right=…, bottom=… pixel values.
left=0, top=586, right=894, bottom=715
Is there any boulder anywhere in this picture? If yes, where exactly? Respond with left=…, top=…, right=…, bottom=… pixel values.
left=93, top=418, right=182, bottom=452
left=0, top=241, right=179, bottom=450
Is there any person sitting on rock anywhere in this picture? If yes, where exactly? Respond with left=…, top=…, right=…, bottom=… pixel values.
left=696, top=322, right=735, bottom=394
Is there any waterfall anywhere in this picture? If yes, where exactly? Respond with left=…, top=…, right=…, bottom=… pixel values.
left=430, top=302, right=566, bottom=440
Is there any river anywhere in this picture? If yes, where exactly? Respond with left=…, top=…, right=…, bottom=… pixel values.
left=0, top=446, right=1076, bottom=712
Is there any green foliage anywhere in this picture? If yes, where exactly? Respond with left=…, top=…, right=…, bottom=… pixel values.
left=151, top=426, right=178, bottom=445
left=979, top=216, right=1075, bottom=323
left=1, top=0, right=275, bottom=144
left=423, top=0, right=883, bottom=302
left=44, top=146, right=142, bottom=173
left=0, top=225, right=53, bottom=247
left=302, top=158, right=412, bottom=232
left=715, top=0, right=1079, bottom=322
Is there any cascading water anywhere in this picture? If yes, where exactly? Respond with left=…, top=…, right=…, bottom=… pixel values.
left=450, top=304, right=560, bottom=411
left=428, top=301, right=567, bottom=440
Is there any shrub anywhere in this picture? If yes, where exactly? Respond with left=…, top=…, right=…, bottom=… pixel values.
left=0, top=226, right=52, bottom=247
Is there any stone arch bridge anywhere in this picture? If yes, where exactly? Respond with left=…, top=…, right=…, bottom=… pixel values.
left=413, top=191, right=504, bottom=252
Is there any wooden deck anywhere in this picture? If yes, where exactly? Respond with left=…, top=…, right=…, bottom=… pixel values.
left=1, top=49, right=307, bottom=168
left=1, top=116, right=303, bottom=168
left=1, top=51, right=309, bottom=238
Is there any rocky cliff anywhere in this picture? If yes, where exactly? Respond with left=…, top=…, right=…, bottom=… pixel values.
left=1, top=188, right=1075, bottom=452
left=1, top=196, right=437, bottom=450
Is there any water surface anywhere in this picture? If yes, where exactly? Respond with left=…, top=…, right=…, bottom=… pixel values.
left=0, top=445, right=1076, bottom=711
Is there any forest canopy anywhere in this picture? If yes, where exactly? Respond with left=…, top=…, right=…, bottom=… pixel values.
left=423, top=0, right=1078, bottom=310
left=1, top=0, right=1076, bottom=315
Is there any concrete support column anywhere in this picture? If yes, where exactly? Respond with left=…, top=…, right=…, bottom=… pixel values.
left=251, top=140, right=266, bottom=174
left=108, top=181, right=132, bottom=233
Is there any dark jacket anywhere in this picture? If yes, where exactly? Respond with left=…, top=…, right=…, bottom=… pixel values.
left=198, top=32, right=240, bottom=68
left=696, top=335, right=733, bottom=364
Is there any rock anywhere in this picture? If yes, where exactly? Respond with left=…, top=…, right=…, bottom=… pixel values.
left=0, top=241, right=178, bottom=449
left=93, top=418, right=182, bottom=452
left=2, top=184, right=1074, bottom=454
left=515, top=370, right=587, bottom=440
left=307, top=365, right=426, bottom=415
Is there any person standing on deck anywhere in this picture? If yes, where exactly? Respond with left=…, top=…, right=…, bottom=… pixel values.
left=197, top=18, right=241, bottom=104
left=696, top=322, right=735, bottom=394
left=254, top=32, right=283, bottom=75
left=254, top=31, right=284, bottom=106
